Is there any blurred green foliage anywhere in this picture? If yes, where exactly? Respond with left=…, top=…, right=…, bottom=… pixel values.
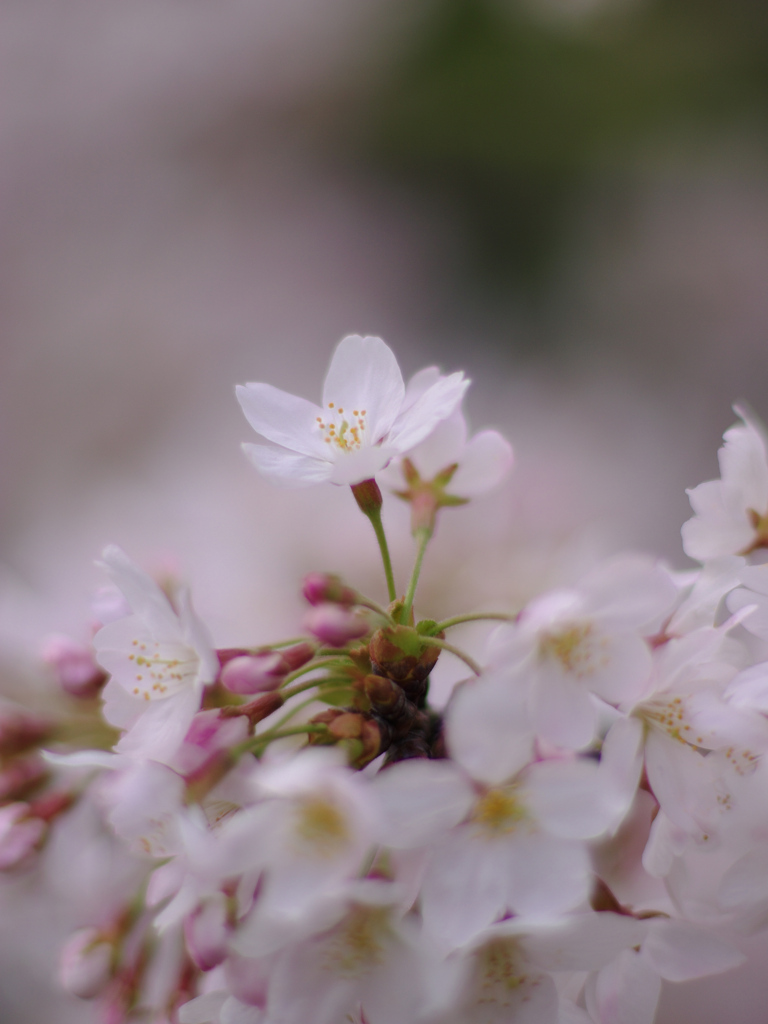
left=358, top=0, right=768, bottom=292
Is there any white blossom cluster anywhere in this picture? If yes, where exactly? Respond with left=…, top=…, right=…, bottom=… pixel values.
left=10, top=338, right=768, bottom=1023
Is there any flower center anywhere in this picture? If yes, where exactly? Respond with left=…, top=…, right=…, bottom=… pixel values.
left=316, top=403, right=368, bottom=453
left=293, top=796, right=350, bottom=856
left=128, top=640, right=198, bottom=700
left=473, top=787, right=528, bottom=836
left=539, top=623, right=605, bottom=678
left=321, top=906, right=391, bottom=978
left=475, top=938, right=530, bottom=1007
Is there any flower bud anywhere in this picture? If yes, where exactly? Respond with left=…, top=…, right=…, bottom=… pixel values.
left=0, top=803, right=46, bottom=870
left=302, top=573, right=357, bottom=607
left=41, top=634, right=107, bottom=699
left=219, top=691, right=285, bottom=731
left=58, top=926, right=113, bottom=999
left=304, top=604, right=368, bottom=646
left=369, top=625, right=442, bottom=687
left=0, top=708, right=51, bottom=757
left=184, top=895, right=230, bottom=971
left=0, top=754, right=48, bottom=801
left=220, top=654, right=284, bottom=694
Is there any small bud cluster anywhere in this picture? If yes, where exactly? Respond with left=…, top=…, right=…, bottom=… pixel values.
left=8, top=336, right=768, bottom=1023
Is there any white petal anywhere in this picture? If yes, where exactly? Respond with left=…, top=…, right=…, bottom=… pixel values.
left=446, top=669, right=534, bottom=785
left=580, top=557, right=677, bottom=630
left=525, top=913, right=646, bottom=972
left=449, top=429, right=513, bottom=497
left=525, top=758, right=618, bottom=839
left=682, top=481, right=755, bottom=561
left=505, top=834, right=590, bottom=918
left=326, top=443, right=399, bottom=486
left=719, top=848, right=768, bottom=910
left=371, top=759, right=474, bottom=848
left=387, top=372, right=469, bottom=452
left=242, top=443, right=331, bottom=486
left=719, top=410, right=768, bottom=512
left=321, top=335, right=405, bottom=441
left=115, top=684, right=202, bottom=761
left=531, top=670, right=597, bottom=750
left=641, top=918, right=745, bottom=981
left=236, top=382, right=326, bottom=458
left=178, top=993, right=228, bottom=1024
left=404, top=411, right=467, bottom=480
left=98, top=545, right=180, bottom=637
left=589, top=950, right=661, bottom=1024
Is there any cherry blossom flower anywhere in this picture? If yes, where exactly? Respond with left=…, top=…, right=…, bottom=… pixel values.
left=486, top=556, right=677, bottom=749
left=93, top=545, right=219, bottom=761
left=236, top=335, right=468, bottom=487
left=682, top=405, right=768, bottom=562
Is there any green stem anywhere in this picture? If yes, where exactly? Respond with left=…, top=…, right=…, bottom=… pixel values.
left=280, top=675, right=351, bottom=702
left=422, top=636, right=482, bottom=676
left=351, top=479, right=397, bottom=603
left=434, top=612, right=515, bottom=632
left=367, top=505, right=397, bottom=603
left=271, top=686, right=352, bottom=730
left=238, top=723, right=329, bottom=756
left=402, top=527, right=432, bottom=622
left=279, top=656, right=345, bottom=688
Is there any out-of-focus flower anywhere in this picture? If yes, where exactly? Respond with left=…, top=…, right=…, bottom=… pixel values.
left=236, top=335, right=468, bottom=487
left=487, top=556, right=677, bottom=749
left=682, top=406, right=768, bottom=562
left=58, top=926, right=114, bottom=999
left=42, top=633, right=107, bottom=698
left=94, top=545, right=218, bottom=762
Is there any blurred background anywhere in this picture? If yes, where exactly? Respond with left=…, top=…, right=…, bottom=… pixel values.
left=3, top=0, right=768, bottom=1019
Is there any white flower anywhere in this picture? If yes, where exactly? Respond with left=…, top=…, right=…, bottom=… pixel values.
left=380, top=373, right=513, bottom=497
left=682, top=405, right=768, bottom=562
left=236, top=335, right=468, bottom=487
left=93, top=545, right=218, bottom=762
left=487, top=556, right=677, bottom=749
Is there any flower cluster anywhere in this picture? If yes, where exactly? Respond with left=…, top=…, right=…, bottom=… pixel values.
left=11, top=336, right=768, bottom=1023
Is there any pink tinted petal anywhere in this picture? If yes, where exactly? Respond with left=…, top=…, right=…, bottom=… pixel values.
left=420, top=834, right=506, bottom=950
left=580, top=557, right=677, bottom=630
left=588, top=950, right=661, bottom=1024
left=406, top=411, right=467, bottom=480
left=321, top=335, right=404, bottom=440
left=99, top=546, right=180, bottom=637
left=326, top=444, right=399, bottom=486
left=505, top=833, right=590, bottom=917
left=401, top=365, right=441, bottom=410
left=242, top=443, right=331, bottom=487
left=449, top=429, right=513, bottom=497
left=719, top=410, right=768, bottom=511
left=446, top=670, right=533, bottom=785
left=531, top=671, right=597, bottom=750
left=642, top=919, right=744, bottom=981
left=525, top=913, right=645, bottom=972
left=387, top=372, right=469, bottom=452
left=178, top=993, right=228, bottom=1024
left=719, top=849, right=768, bottom=910
left=586, top=634, right=652, bottom=706
left=682, top=481, right=754, bottom=561
left=236, top=382, right=326, bottom=458
left=525, top=758, right=616, bottom=839
left=371, top=759, right=474, bottom=848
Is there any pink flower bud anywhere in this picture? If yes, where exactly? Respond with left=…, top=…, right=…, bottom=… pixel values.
left=0, top=709, right=50, bottom=756
left=220, top=654, right=285, bottom=694
left=304, top=603, right=369, bottom=646
left=0, top=803, right=46, bottom=870
left=58, top=927, right=113, bottom=999
left=41, top=634, right=106, bottom=698
left=184, top=895, right=230, bottom=971
left=0, top=754, right=48, bottom=801
left=302, top=573, right=357, bottom=607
